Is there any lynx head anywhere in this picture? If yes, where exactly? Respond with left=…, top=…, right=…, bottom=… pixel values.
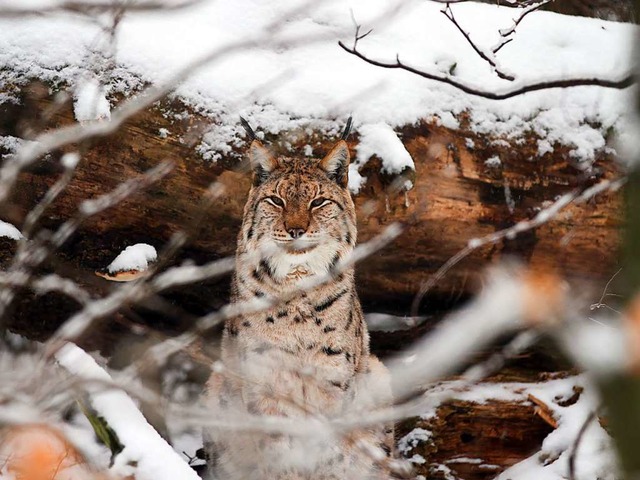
left=238, top=119, right=357, bottom=282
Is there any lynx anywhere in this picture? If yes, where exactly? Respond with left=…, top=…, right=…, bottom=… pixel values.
left=204, top=119, right=394, bottom=479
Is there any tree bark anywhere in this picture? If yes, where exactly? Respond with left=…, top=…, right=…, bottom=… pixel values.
left=395, top=398, right=556, bottom=480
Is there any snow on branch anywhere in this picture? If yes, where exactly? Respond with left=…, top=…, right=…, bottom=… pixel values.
left=55, top=343, right=201, bottom=480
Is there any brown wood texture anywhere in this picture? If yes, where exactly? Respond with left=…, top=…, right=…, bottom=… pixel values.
left=396, top=397, right=556, bottom=479
left=0, top=81, right=623, bottom=346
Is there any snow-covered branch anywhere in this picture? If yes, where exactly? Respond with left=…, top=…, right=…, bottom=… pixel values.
left=56, top=343, right=201, bottom=480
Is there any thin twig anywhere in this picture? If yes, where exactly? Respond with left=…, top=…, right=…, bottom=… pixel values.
left=0, top=160, right=174, bottom=326
left=411, top=178, right=625, bottom=315
left=441, top=3, right=515, bottom=81
left=590, top=267, right=622, bottom=312
left=493, top=0, right=552, bottom=54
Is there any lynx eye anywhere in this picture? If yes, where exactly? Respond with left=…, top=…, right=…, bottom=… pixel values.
left=265, top=196, right=285, bottom=207
left=310, top=197, right=330, bottom=209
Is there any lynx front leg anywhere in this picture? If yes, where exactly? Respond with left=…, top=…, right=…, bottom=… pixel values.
left=333, top=354, right=396, bottom=479
left=360, top=355, right=395, bottom=453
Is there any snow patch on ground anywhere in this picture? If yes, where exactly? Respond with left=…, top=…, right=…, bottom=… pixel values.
left=0, top=220, right=22, bottom=240
left=107, top=243, right=157, bottom=273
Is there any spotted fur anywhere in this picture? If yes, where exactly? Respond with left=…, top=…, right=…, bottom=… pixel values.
left=205, top=127, right=394, bottom=479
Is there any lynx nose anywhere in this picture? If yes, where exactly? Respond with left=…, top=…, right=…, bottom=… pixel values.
left=288, top=228, right=306, bottom=239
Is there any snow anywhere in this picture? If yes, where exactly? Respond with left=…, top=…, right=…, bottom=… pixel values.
left=60, top=151, right=80, bottom=169
left=355, top=123, right=415, bottom=180
left=497, top=377, right=617, bottom=480
left=55, top=343, right=201, bottom=480
left=0, top=0, right=634, bottom=174
left=365, top=312, right=428, bottom=332
left=0, top=220, right=22, bottom=240
left=348, top=163, right=367, bottom=194
left=397, top=427, right=432, bottom=455
left=107, top=243, right=157, bottom=273
left=73, top=75, right=111, bottom=122
left=484, top=156, right=501, bottom=168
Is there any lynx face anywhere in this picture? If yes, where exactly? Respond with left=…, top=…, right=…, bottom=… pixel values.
left=239, top=140, right=357, bottom=281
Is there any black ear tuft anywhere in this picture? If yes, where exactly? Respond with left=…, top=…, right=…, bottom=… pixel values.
left=341, top=116, right=353, bottom=141
left=240, top=116, right=258, bottom=142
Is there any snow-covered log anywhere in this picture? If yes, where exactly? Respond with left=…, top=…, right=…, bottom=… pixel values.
left=0, top=83, right=622, bottom=350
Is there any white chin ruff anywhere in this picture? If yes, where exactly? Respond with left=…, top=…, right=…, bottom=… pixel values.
left=266, top=240, right=340, bottom=280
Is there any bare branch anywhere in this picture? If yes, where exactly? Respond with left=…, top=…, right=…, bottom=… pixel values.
left=0, top=0, right=206, bottom=16
left=428, top=0, right=535, bottom=5
left=338, top=41, right=634, bottom=100
left=0, top=272, right=92, bottom=305
left=0, top=160, right=174, bottom=326
left=21, top=152, right=79, bottom=240
left=335, top=330, right=541, bottom=431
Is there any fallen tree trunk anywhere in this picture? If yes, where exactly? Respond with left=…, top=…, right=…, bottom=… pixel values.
left=0, top=81, right=623, bottom=350
left=396, top=398, right=555, bottom=480
left=395, top=373, right=593, bottom=480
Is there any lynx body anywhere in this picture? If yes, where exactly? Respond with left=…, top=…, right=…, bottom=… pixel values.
left=205, top=122, right=393, bottom=479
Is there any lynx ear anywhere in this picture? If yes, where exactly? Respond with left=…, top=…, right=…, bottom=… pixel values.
left=320, top=140, right=350, bottom=187
left=240, top=117, right=278, bottom=185
left=249, top=140, right=278, bottom=185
